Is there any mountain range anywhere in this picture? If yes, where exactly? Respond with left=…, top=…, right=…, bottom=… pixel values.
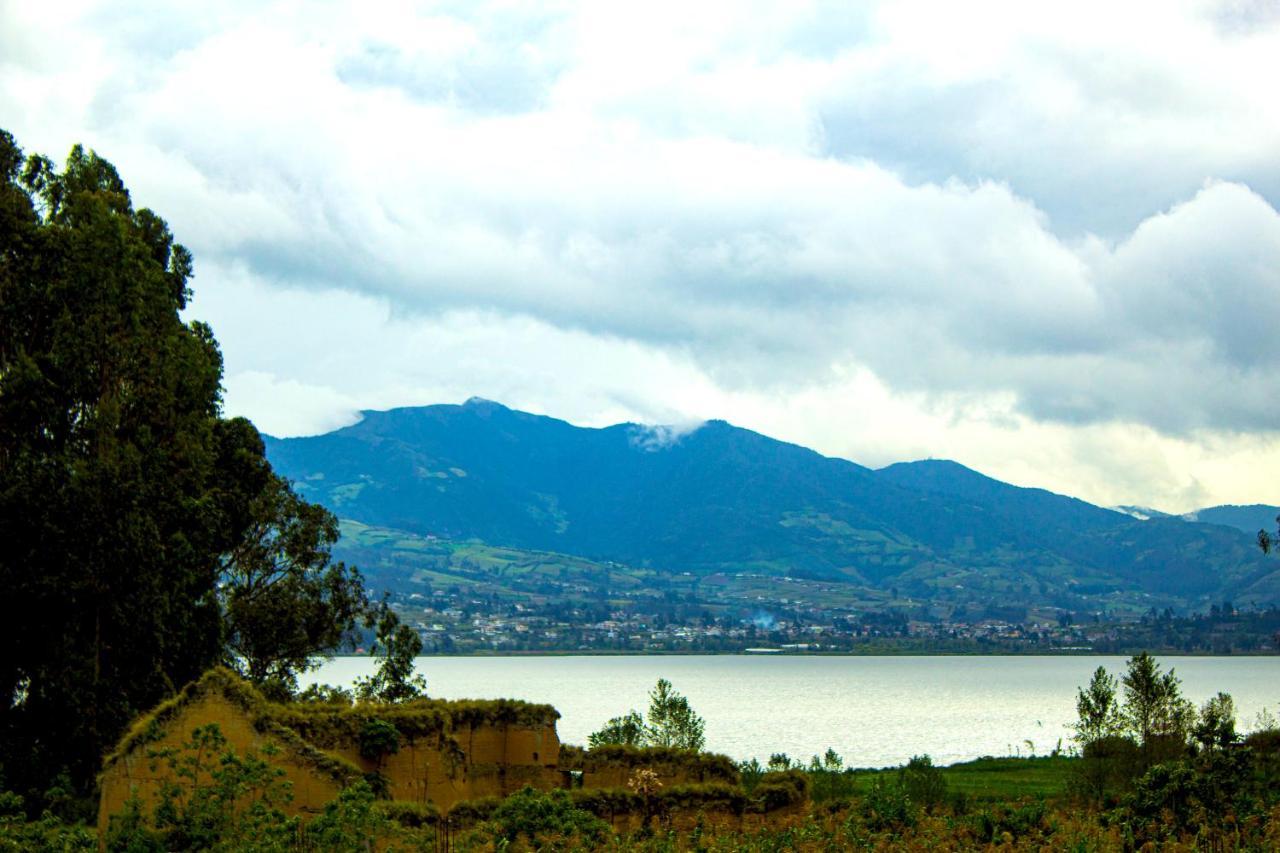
left=263, top=398, right=1280, bottom=614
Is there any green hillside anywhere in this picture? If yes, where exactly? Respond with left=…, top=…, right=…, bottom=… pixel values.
left=268, top=400, right=1280, bottom=613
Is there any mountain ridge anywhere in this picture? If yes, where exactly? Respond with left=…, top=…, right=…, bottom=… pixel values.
left=263, top=400, right=1279, bottom=612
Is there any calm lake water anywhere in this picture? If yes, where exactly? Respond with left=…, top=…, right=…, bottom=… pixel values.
left=308, top=655, right=1279, bottom=767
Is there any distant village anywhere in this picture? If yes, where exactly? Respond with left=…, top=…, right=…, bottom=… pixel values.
left=387, top=586, right=1279, bottom=656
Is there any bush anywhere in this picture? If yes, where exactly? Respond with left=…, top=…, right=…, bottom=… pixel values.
left=357, top=718, right=400, bottom=764
left=751, top=770, right=809, bottom=813
left=483, top=786, right=609, bottom=847
left=1244, top=728, right=1280, bottom=754
left=805, top=749, right=857, bottom=805
left=862, top=775, right=916, bottom=831
left=1073, top=734, right=1141, bottom=803
left=306, top=781, right=390, bottom=852
left=1, top=791, right=97, bottom=853
left=968, top=799, right=1048, bottom=844
left=899, top=754, right=946, bottom=812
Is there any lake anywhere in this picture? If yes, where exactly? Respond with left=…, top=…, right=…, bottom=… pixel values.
left=308, top=655, right=1279, bottom=767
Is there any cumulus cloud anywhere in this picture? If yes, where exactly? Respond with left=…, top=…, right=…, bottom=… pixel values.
left=1, top=0, right=1277, bottom=509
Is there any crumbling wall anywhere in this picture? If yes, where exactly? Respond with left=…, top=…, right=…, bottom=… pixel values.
left=97, top=674, right=568, bottom=839
left=325, top=720, right=563, bottom=806
left=96, top=693, right=348, bottom=838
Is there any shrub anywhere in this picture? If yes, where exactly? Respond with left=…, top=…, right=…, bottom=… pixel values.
left=751, top=770, right=809, bottom=813
left=968, top=799, right=1048, bottom=844
left=805, top=749, right=857, bottom=805
left=738, top=758, right=764, bottom=794
left=306, top=781, right=390, bottom=852
left=862, top=775, right=916, bottom=831
left=483, top=786, right=609, bottom=848
left=899, top=754, right=946, bottom=812
left=357, top=718, right=400, bottom=763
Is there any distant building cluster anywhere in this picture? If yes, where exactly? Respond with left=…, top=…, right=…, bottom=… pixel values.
left=379, top=571, right=1280, bottom=656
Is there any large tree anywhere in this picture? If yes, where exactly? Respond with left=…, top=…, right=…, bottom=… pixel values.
left=0, top=130, right=362, bottom=805
left=215, top=418, right=366, bottom=700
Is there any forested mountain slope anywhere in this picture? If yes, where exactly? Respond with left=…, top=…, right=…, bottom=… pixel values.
left=265, top=399, right=1279, bottom=609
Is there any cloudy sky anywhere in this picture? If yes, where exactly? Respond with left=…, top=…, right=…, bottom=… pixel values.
left=3, top=0, right=1278, bottom=512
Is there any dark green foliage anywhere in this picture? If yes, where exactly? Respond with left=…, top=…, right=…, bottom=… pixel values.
left=373, top=799, right=438, bottom=829
left=861, top=774, right=916, bottom=831
left=899, top=754, right=947, bottom=812
left=0, top=790, right=95, bottom=852
left=1121, top=653, right=1194, bottom=766
left=444, top=795, right=501, bottom=825
left=645, top=679, right=705, bottom=751
left=356, top=718, right=398, bottom=799
left=354, top=607, right=427, bottom=703
left=589, top=679, right=705, bottom=752
left=482, top=785, right=608, bottom=848
left=304, top=781, right=389, bottom=851
left=566, top=787, right=640, bottom=819
left=804, top=749, right=857, bottom=804
left=294, top=683, right=353, bottom=705
left=220, top=466, right=368, bottom=701
left=1, top=130, right=226, bottom=805
left=588, top=710, right=645, bottom=748
left=750, top=770, right=808, bottom=813
left=1073, top=735, right=1141, bottom=804
left=356, top=718, right=400, bottom=763
left=1073, top=666, right=1122, bottom=748
left=0, top=130, right=367, bottom=807
left=1191, top=691, right=1236, bottom=751
left=968, top=798, right=1047, bottom=844
left=657, top=782, right=748, bottom=816
left=1070, top=653, right=1208, bottom=802
left=1258, top=511, right=1278, bottom=554
left=737, top=758, right=764, bottom=794
left=1243, top=726, right=1280, bottom=754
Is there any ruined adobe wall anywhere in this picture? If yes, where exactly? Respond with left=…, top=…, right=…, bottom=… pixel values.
left=97, top=686, right=568, bottom=838
left=96, top=693, right=348, bottom=838
left=325, top=720, right=564, bottom=807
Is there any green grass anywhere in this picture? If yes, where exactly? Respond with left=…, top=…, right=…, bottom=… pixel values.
left=939, top=755, right=1075, bottom=799
left=851, top=755, right=1075, bottom=801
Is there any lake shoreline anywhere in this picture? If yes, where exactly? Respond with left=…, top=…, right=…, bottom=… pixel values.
left=327, top=648, right=1280, bottom=658
left=310, top=654, right=1280, bottom=767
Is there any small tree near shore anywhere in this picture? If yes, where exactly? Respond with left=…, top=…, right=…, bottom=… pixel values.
left=355, top=608, right=426, bottom=703
left=588, top=678, right=705, bottom=751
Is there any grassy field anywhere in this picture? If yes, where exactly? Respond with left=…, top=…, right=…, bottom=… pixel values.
left=852, top=755, right=1075, bottom=800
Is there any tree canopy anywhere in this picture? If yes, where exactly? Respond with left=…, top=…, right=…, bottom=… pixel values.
left=588, top=678, right=705, bottom=752
left=0, top=129, right=365, bottom=807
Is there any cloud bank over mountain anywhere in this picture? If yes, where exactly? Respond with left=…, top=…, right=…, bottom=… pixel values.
left=3, top=0, right=1277, bottom=511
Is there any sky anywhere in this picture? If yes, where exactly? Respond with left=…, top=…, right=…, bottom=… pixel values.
left=2, top=0, right=1278, bottom=513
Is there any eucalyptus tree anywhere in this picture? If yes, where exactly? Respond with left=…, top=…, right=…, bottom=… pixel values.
left=0, top=130, right=364, bottom=805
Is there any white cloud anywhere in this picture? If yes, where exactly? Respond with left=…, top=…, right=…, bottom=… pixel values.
left=2, top=0, right=1278, bottom=510
left=222, top=372, right=361, bottom=438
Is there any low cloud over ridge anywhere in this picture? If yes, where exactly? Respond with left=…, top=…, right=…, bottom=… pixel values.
left=2, top=0, right=1277, bottom=510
